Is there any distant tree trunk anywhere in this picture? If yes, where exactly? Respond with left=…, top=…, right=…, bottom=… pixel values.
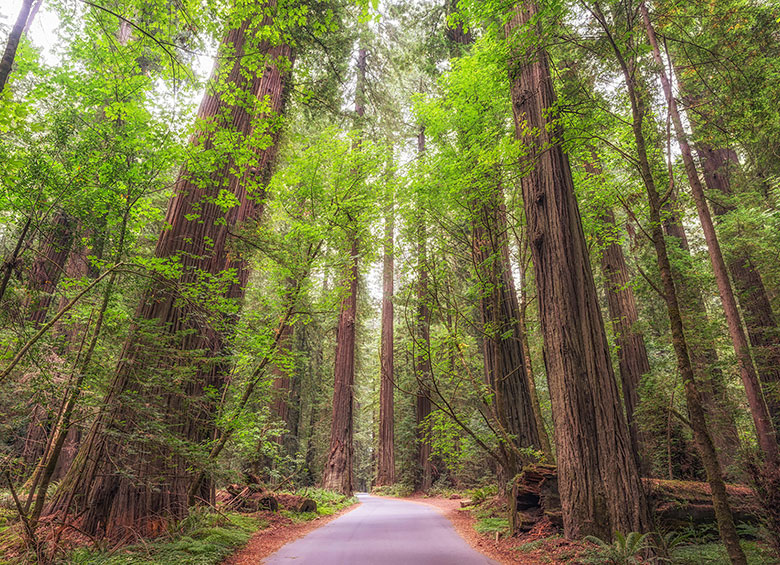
left=471, top=184, right=541, bottom=475
left=585, top=160, right=651, bottom=475
left=506, top=1, right=650, bottom=539
left=24, top=211, right=75, bottom=326
left=270, top=319, right=295, bottom=447
left=0, top=0, right=35, bottom=92
left=414, top=128, right=433, bottom=492
left=698, top=143, right=780, bottom=432
left=321, top=235, right=358, bottom=495
left=47, top=11, right=293, bottom=537
left=322, top=47, right=367, bottom=495
left=641, top=2, right=777, bottom=468
left=376, top=185, right=395, bottom=486
left=603, top=6, right=746, bottom=558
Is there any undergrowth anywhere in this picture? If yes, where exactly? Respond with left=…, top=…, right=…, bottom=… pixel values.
left=64, top=510, right=261, bottom=565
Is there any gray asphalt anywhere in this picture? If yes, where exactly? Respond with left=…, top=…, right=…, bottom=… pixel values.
left=263, top=493, right=499, bottom=564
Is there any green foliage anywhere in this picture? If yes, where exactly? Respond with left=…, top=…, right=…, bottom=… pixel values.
left=583, top=532, right=650, bottom=565
left=65, top=511, right=261, bottom=564
left=371, top=484, right=413, bottom=497
left=473, top=517, right=509, bottom=537
left=467, top=484, right=498, bottom=505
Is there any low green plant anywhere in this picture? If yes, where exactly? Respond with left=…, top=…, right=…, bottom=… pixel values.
left=65, top=510, right=261, bottom=565
left=468, top=484, right=498, bottom=505
left=583, top=531, right=650, bottom=565
left=474, top=517, right=509, bottom=537
left=371, top=484, right=413, bottom=498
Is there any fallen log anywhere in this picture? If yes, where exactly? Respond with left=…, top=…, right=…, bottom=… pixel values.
left=512, top=465, right=760, bottom=533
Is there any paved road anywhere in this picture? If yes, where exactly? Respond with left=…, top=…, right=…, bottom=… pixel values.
left=263, top=493, right=498, bottom=564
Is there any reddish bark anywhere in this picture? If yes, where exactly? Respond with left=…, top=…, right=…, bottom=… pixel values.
left=376, top=191, right=395, bottom=486
left=24, top=211, right=75, bottom=326
left=47, top=10, right=293, bottom=537
left=471, top=185, right=541, bottom=470
left=322, top=48, right=367, bottom=495
left=506, top=1, right=650, bottom=539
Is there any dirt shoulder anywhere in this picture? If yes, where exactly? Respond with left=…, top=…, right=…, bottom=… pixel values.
left=222, top=503, right=359, bottom=565
left=396, top=495, right=579, bottom=565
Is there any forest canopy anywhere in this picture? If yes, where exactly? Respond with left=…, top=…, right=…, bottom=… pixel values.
left=1, top=0, right=779, bottom=563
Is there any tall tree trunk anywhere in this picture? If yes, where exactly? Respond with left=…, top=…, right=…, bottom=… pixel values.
left=596, top=205, right=651, bottom=475
left=600, top=6, right=746, bottom=559
left=24, top=211, right=75, bottom=326
left=46, top=10, right=293, bottom=537
left=506, top=2, right=650, bottom=539
left=322, top=47, right=367, bottom=495
left=270, top=319, right=295, bottom=449
left=640, top=2, right=777, bottom=467
left=585, top=160, right=651, bottom=474
left=698, top=143, right=780, bottom=432
left=472, top=184, right=541, bottom=475
left=414, top=128, right=433, bottom=492
left=376, top=184, right=395, bottom=486
left=0, top=0, right=35, bottom=92
left=0, top=216, right=33, bottom=304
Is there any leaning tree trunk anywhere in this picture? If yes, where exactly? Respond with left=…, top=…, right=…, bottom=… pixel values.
left=505, top=1, right=650, bottom=539
left=472, top=183, right=541, bottom=476
left=376, top=185, right=395, bottom=487
left=641, top=2, right=777, bottom=468
left=322, top=47, right=367, bottom=495
left=46, top=10, right=294, bottom=538
left=606, top=8, right=746, bottom=558
left=697, top=143, right=780, bottom=432
left=0, top=0, right=35, bottom=92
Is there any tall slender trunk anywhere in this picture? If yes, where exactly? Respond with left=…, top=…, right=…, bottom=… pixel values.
left=270, top=318, right=295, bottom=449
left=599, top=5, right=745, bottom=559
left=697, top=143, right=780, bottom=431
left=0, top=0, right=35, bottom=92
left=376, top=184, right=395, bottom=486
left=661, top=194, right=743, bottom=475
left=46, top=10, right=293, bottom=537
left=414, top=128, right=433, bottom=492
left=322, top=47, right=367, bottom=495
left=506, top=2, right=650, bottom=539
left=640, top=2, right=777, bottom=467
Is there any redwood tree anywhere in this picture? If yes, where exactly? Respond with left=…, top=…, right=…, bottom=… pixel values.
left=505, top=1, right=650, bottom=539
left=47, top=7, right=294, bottom=536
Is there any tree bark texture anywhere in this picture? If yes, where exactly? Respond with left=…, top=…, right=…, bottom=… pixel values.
left=641, top=2, right=777, bottom=468
left=322, top=47, right=367, bottom=495
left=471, top=185, right=541, bottom=471
left=321, top=236, right=358, bottom=495
left=24, top=211, right=75, bottom=326
left=506, top=1, right=650, bottom=539
left=376, top=191, right=395, bottom=486
left=46, top=9, right=293, bottom=537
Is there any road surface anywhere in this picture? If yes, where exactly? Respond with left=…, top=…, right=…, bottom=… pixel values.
left=263, top=493, right=498, bottom=564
